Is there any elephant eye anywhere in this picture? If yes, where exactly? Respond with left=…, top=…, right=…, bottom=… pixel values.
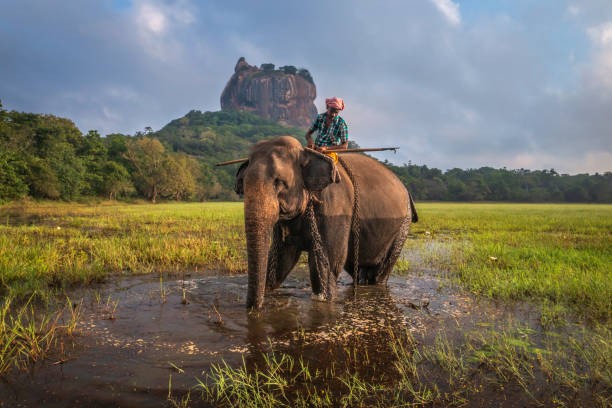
left=274, top=178, right=288, bottom=191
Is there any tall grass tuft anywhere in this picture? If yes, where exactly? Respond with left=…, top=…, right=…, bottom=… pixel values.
left=0, top=294, right=81, bottom=376
left=192, top=320, right=610, bottom=407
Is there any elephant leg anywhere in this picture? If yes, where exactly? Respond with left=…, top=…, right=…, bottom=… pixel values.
left=344, top=261, right=366, bottom=283
left=345, top=251, right=377, bottom=284
left=356, top=266, right=377, bottom=284
left=266, top=242, right=301, bottom=291
left=375, top=216, right=411, bottom=284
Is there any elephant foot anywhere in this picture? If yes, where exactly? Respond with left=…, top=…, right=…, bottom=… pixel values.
left=357, top=267, right=377, bottom=285
left=310, top=293, right=327, bottom=302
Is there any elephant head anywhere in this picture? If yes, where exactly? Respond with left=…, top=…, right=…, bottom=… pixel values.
left=235, top=136, right=337, bottom=310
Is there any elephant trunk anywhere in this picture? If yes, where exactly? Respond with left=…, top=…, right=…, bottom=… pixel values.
left=244, top=180, right=279, bottom=310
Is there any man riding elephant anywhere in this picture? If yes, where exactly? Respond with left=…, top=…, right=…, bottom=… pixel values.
left=235, top=136, right=418, bottom=310
left=305, top=97, right=349, bottom=153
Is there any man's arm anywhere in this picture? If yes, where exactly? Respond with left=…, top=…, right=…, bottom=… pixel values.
left=305, top=128, right=315, bottom=149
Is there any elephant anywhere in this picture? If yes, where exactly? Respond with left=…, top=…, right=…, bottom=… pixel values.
left=235, top=136, right=418, bottom=310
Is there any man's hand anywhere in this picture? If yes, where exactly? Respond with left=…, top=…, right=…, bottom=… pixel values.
left=324, top=142, right=348, bottom=152
left=316, top=146, right=327, bottom=152
left=305, top=130, right=315, bottom=149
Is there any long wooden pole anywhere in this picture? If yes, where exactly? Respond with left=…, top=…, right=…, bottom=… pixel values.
left=215, top=146, right=399, bottom=166
left=214, top=157, right=253, bottom=166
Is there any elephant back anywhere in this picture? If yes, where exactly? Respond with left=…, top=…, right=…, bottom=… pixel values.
left=337, top=153, right=410, bottom=220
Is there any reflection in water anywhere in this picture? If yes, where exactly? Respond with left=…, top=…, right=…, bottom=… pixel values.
left=0, top=270, right=485, bottom=408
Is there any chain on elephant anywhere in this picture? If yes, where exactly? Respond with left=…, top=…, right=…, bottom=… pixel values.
left=337, top=156, right=360, bottom=287
left=266, top=224, right=282, bottom=291
left=266, top=157, right=362, bottom=301
left=306, top=199, right=333, bottom=300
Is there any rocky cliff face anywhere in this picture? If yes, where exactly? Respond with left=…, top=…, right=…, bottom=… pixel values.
left=220, top=58, right=317, bottom=128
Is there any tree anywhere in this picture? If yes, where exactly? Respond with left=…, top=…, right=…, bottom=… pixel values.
left=80, top=130, right=108, bottom=196
left=564, top=185, right=589, bottom=202
left=158, top=154, right=197, bottom=201
left=124, top=137, right=168, bottom=203
left=298, top=68, right=313, bottom=83
left=46, top=140, right=86, bottom=200
left=0, top=150, right=28, bottom=201
left=105, top=133, right=130, bottom=159
left=100, top=161, right=134, bottom=200
left=280, top=65, right=297, bottom=75
left=0, top=101, right=28, bottom=201
left=27, top=157, right=61, bottom=199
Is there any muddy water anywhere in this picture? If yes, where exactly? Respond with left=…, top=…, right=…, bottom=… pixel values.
left=0, top=268, right=537, bottom=408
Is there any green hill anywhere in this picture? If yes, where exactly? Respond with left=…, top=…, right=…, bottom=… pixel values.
left=155, top=109, right=306, bottom=161
left=152, top=109, right=307, bottom=197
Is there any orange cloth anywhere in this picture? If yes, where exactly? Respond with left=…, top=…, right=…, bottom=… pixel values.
left=325, top=97, right=344, bottom=111
left=325, top=152, right=339, bottom=163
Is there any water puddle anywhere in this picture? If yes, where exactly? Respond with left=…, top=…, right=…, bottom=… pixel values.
left=0, top=269, right=540, bottom=407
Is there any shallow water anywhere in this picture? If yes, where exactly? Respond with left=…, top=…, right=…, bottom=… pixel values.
left=0, top=268, right=540, bottom=407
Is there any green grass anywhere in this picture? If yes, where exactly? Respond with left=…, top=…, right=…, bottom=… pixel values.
left=1, top=200, right=610, bottom=404
left=2, top=201, right=609, bottom=321
left=0, top=201, right=246, bottom=377
left=404, top=203, right=612, bottom=321
left=0, top=201, right=245, bottom=298
left=0, top=295, right=81, bottom=376
left=191, top=324, right=611, bottom=407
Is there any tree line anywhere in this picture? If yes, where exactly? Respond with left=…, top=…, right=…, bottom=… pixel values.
left=0, top=103, right=221, bottom=202
left=0, top=102, right=610, bottom=203
left=387, top=162, right=611, bottom=203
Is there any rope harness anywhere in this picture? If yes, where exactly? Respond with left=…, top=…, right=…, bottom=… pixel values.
left=266, top=224, right=282, bottom=290
left=337, top=156, right=360, bottom=288
left=305, top=200, right=331, bottom=299
left=267, top=156, right=361, bottom=299
left=305, top=156, right=360, bottom=299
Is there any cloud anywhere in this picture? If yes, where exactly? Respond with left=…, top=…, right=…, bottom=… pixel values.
left=131, top=0, right=196, bottom=62
left=134, top=0, right=195, bottom=35
left=586, top=21, right=612, bottom=89
left=136, top=3, right=168, bottom=34
left=430, top=0, right=461, bottom=26
left=0, top=0, right=610, bottom=174
left=567, top=5, right=581, bottom=16
left=588, top=21, right=612, bottom=45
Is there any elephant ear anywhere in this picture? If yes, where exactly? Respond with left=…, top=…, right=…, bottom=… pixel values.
left=234, top=160, right=249, bottom=196
left=301, top=149, right=336, bottom=191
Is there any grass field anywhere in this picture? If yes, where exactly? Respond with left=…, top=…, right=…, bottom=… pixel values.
left=0, top=201, right=610, bottom=406
left=0, top=201, right=246, bottom=298
left=1, top=201, right=609, bottom=320
left=406, top=202, right=611, bottom=322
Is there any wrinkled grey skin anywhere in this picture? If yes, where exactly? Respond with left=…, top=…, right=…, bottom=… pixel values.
left=236, top=136, right=417, bottom=310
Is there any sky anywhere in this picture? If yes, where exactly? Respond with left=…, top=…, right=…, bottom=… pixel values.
left=1, top=0, right=611, bottom=174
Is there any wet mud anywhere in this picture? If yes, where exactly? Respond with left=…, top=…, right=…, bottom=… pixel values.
left=0, top=268, right=544, bottom=407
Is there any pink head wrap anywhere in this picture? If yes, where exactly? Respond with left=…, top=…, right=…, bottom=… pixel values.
left=325, top=97, right=344, bottom=111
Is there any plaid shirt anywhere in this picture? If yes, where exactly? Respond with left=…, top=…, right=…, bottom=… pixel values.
left=309, top=113, right=348, bottom=147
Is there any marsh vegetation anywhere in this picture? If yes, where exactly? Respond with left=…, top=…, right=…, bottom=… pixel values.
left=0, top=201, right=610, bottom=407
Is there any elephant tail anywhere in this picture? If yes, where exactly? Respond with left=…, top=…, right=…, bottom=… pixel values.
left=408, top=192, right=418, bottom=223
